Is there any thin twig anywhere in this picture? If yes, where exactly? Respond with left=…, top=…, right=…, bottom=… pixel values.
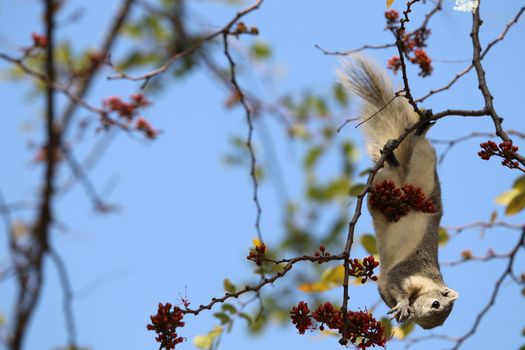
left=314, top=43, right=396, bottom=56
left=49, top=249, right=77, bottom=349
left=60, top=145, right=116, bottom=212
left=222, top=28, right=263, bottom=242
left=429, top=130, right=525, bottom=164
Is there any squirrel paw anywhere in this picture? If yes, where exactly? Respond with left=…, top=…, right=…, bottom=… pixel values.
left=387, top=302, right=412, bottom=323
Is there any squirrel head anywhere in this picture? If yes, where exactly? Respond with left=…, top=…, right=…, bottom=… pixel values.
left=411, top=287, right=459, bottom=329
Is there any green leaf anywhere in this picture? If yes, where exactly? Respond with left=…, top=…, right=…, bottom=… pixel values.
left=379, top=317, right=393, bottom=337
left=349, top=183, right=366, bottom=197
left=249, top=313, right=267, bottom=334
left=521, top=287, right=525, bottom=297
left=438, top=227, right=449, bottom=246
left=117, top=51, right=159, bottom=70
left=505, top=192, right=525, bottom=215
left=304, top=146, right=324, bottom=170
left=223, top=278, right=237, bottom=293
left=360, top=234, right=378, bottom=255
left=239, top=312, right=252, bottom=326
left=250, top=42, right=271, bottom=60
left=221, top=303, right=237, bottom=314
left=513, top=176, right=525, bottom=191
left=213, top=312, right=231, bottom=325
left=342, top=141, right=358, bottom=162
left=359, top=168, right=372, bottom=177
left=333, top=83, right=348, bottom=107
left=314, top=97, right=329, bottom=116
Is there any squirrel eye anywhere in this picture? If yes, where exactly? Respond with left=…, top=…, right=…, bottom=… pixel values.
left=431, top=301, right=440, bottom=309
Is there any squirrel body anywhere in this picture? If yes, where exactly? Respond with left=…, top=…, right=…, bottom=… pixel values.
left=339, top=56, right=458, bottom=329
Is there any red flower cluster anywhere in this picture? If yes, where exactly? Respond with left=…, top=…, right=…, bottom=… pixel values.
left=345, top=310, right=387, bottom=350
left=387, top=55, right=402, bottom=74
left=349, top=256, right=380, bottom=284
left=102, top=93, right=157, bottom=139
left=410, top=49, right=433, bottom=77
left=104, top=93, right=150, bottom=119
left=247, top=242, right=266, bottom=266
left=478, top=140, right=521, bottom=170
left=384, top=9, right=400, bottom=31
left=384, top=11, right=433, bottom=77
left=136, top=117, right=158, bottom=140
left=369, top=180, right=436, bottom=222
left=147, top=303, right=185, bottom=349
left=291, top=302, right=387, bottom=349
left=312, top=302, right=342, bottom=331
left=290, top=301, right=314, bottom=334
left=31, top=33, right=48, bottom=48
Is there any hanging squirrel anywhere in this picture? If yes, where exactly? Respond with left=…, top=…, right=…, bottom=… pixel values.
left=339, top=56, right=458, bottom=329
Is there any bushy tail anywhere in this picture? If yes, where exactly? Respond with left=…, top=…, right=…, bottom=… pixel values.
left=338, top=55, right=419, bottom=165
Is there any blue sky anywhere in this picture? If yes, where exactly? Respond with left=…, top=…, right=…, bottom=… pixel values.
left=1, top=1, right=524, bottom=350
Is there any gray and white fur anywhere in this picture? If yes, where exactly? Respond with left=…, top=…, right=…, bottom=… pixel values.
left=339, top=56, right=458, bottom=329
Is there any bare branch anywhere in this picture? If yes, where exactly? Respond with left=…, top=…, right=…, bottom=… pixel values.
left=471, top=2, right=525, bottom=167
left=61, top=0, right=136, bottom=133
left=449, top=226, right=525, bottom=350
left=417, top=5, right=525, bottom=103
left=107, top=0, right=264, bottom=85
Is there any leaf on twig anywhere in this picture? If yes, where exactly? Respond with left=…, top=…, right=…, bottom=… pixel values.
left=193, top=326, right=223, bottom=349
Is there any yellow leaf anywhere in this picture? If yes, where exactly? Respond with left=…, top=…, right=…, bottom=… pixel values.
left=193, top=326, right=223, bottom=349
left=319, top=329, right=339, bottom=337
left=387, top=0, right=395, bottom=8
left=321, top=265, right=345, bottom=284
left=298, top=281, right=331, bottom=293
left=392, top=321, right=414, bottom=339
left=505, top=192, right=525, bottom=215
left=297, top=264, right=368, bottom=293
left=513, top=176, right=525, bottom=191
left=495, top=188, right=520, bottom=206
left=252, top=238, right=262, bottom=248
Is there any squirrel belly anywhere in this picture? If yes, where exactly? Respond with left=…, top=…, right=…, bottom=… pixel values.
left=339, top=55, right=459, bottom=329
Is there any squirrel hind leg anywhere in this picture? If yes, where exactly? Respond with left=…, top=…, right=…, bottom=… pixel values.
left=415, top=109, right=435, bottom=136
left=380, top=148, right=401, bottom=167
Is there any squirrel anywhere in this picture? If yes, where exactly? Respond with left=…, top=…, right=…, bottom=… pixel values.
left=338, top=56, right=459, bottom=329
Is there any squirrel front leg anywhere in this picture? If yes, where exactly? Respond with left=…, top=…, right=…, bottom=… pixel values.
left=387, top=291, right=412, bottom=323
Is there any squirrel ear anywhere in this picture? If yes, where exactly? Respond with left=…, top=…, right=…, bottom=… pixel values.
left=442, top=288, right=459, bottom=300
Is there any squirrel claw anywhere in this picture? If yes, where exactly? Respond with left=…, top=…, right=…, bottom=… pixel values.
left=388, top=303, right=411, bottom=323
